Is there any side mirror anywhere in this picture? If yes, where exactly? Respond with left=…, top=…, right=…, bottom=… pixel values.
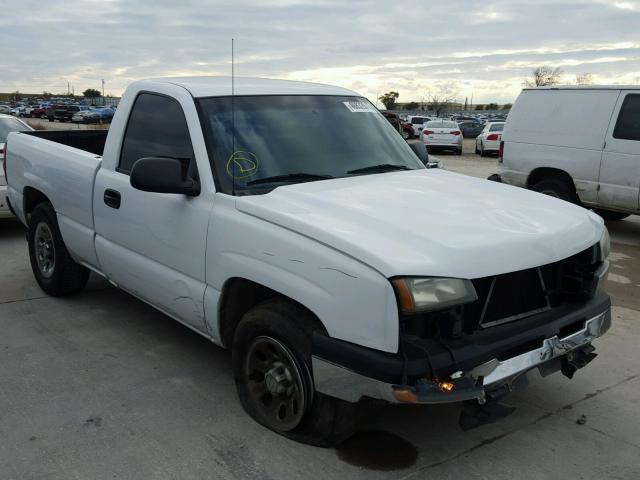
left=130, top=157, right=200, bottom=196
left=408, top=141, right=429, bottom=165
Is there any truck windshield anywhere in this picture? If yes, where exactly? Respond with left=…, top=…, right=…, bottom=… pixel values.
left=197, top=95, right=424, bottom=195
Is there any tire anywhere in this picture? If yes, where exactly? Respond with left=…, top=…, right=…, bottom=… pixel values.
left=531, top=178, right=579, bottom=204
left=593, top=209, right=630, bottom=221
left=28, top=203, right=90, bottom=296
left=456, top=147, right=463, bottom=156
left=479, top=142, right=486, bottom=157
left=233, top=299, right=356, bottom=447
left=48, top=117, right=54, bottom=122
left=475, top=143, right=480, bottom=154
left=401, top=129, right=410, bottom=140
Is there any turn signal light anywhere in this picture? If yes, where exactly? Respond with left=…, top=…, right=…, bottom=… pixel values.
left=438, top=381, right=455, bottom=393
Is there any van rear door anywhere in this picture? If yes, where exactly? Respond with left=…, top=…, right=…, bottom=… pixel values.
left=599, top=91, right=640, bottom=212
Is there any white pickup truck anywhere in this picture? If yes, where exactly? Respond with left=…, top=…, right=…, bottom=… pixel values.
left=5, top=77, right=611, bottom=446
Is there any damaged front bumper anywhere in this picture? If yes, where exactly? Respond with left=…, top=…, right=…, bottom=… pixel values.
left=312, top=294, right=611, bottom=405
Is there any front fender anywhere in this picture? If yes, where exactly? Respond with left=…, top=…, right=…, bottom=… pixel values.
left=205, top=201, right=399, bottom=353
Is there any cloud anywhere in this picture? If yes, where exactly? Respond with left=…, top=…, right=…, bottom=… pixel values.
left=1, top=0, right=639, bottom=103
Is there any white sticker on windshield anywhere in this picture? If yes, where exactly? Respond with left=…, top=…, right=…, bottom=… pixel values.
left=343, top=100, right=375, bottom=113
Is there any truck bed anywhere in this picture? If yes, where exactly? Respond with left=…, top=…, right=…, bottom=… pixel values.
left=6, top=129, right=106, bottom=269
left=23, top=130, right=108, bottom=157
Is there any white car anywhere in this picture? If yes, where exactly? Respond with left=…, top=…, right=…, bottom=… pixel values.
left=406, top=115, right=432, bottom=138
left=6, top=77, right=611, bottom=445
left=0, top=114, right=33, bottom=217
left=420, top=119, right=463, bottom=155
left=498, top=86, right=640, bottom=220
left=475, top=122, right=505, bottom=156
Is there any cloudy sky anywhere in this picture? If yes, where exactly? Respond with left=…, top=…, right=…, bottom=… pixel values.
left=2, top=0, right=639, bottom=104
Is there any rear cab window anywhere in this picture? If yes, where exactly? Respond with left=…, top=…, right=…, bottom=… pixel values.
left=118, top=93, right=195, bottom=174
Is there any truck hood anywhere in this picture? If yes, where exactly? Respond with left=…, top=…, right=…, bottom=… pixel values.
left=236, top=169, right=604, bottom=279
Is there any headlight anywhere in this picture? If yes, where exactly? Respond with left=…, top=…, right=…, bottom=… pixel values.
left=599, top=227, right=610, bottom=260
left=391, top=277, right=478, bottom=314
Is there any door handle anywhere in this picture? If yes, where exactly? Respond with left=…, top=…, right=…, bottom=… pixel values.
left=103, top=189, right=121, bottom=209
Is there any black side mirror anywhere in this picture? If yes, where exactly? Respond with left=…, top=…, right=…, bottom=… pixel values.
left=408, top=141, right=429, bottom=165
left=130, top=157, right=200, bottom=196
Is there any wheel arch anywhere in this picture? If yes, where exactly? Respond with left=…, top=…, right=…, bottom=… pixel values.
left=23, top=186, right=53, bottom=223
left=217, top=277, right=327, bottom=349
left=527, top=167, right=576, bottom=190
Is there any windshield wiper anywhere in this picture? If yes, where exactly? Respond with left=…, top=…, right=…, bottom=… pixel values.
left=347, top=164, right=412, bottom=174
left=246, top=173, right=334, bottom=186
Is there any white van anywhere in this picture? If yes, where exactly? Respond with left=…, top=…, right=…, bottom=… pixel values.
left=499, top=86, right=640, bottom=220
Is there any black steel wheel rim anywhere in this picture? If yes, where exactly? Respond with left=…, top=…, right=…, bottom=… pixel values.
left=34, top=222, right=55, bottom=278
left=244, top=336, right=308, bottom=432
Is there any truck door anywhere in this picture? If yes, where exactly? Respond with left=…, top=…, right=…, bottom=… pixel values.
left=599, top=91, right=640, bottom=212
left=93, top=92, right=212, bottom=333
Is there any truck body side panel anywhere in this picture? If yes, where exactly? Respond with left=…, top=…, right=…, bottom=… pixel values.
left=6, top=132, right=102, bottom=270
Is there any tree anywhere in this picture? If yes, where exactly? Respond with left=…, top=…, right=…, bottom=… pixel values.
left=576, top=73, right=593, bottom=85
left=485, top=103, right=499, bottom=111
left=474, top=104, right=484, bottom=111
left=502, top=103, right=512, bottom=110
left=524, top=66, right=563, bottom=87
left=378, top=91, right=399, bottom=110
left=428, top=94, right=456, bottom=117
left=404, top=101, right=419, bottom=110
left=42, top=91, right=53, bottom=99
left=83, top=88, right=102, bottom=98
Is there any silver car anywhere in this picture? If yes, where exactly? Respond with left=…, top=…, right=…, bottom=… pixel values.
left=420, top=120, right=464, bottom=155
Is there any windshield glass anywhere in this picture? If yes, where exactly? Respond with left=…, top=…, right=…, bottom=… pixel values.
left=0, top=118, right=29, bottom=142
left=489, top=123, right=504, bottom=132
left=197, top=95, right=424, bottom=195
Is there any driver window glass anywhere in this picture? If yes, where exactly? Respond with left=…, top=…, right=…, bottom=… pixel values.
left=613, top=94, right=640, bottom=141
left=119, top=93, right=194, bottom=174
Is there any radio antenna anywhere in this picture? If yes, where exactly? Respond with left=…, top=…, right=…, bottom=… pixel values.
left=231, top=37, right=236, bottom=196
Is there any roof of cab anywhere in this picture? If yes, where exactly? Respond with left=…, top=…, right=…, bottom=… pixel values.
left=139, top=76, right=360, bottom=98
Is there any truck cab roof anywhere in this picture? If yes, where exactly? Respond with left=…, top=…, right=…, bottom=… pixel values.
left=140, top=76, right=360, bottom=98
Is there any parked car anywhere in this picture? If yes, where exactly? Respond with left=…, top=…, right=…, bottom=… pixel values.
left=406, top=115, right=432, bottom=138
left=497, top=86, right=640, bottom=220
left=420, top=119, right=463, bottom=155
left=10, top=106, right=26, bottom=117
left=459, top=121, right=484, bottom=138
left=30, top=106, right=47, bottom=118
left=46, top=104, right=89, bottom=122
left=0, top=105, right=11, bottom=114
left=6, top=76, right=611, bottom=446
left=0, top=114, right=33, bottom=217
left=475, top=122, right=505, bottom=156
left=381, top=111, right=402, bottom=134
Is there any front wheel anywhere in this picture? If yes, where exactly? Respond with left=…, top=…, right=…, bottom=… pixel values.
left=401, top=129, right=410, bottom=140
left=233, top=299, right=356, bottom=446
left=531, top=178, right=579, bottom=204
left=28, top=203, right=90, bottom=296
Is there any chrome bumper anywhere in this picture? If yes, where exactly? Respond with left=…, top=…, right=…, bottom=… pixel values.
left=312, top=308, right=611, bottom=404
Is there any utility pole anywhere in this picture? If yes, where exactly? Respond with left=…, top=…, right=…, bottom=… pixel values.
left=67, top=81, right=70, bottom=96
left=102, top=79, right=105, bottom=105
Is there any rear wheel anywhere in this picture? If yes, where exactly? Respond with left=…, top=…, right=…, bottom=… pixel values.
left=401, top=129, right=410, bottom=140
left=479, top=142, right=487, bottom=157
left=28, top=203, right=90, bottom=296
left=233, top=299, right=356, bottom=447
left=593, top=209, right=630, bottom=221
left=456, top=147, right=463, bottom=156
left=531, top=178, right=579, bottom=204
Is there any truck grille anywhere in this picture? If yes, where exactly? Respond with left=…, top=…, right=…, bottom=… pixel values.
left=400, top=244, right=601, bottom=339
